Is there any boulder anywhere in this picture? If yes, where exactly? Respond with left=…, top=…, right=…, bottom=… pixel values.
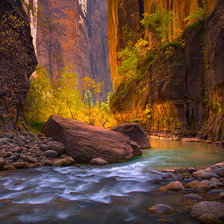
left=41, top=115, right=142, bottom=163
left=213, top=168, right=224, bottom=178
left=148, top=204, right=175, bottom=215
left=191, top=201, right=224, bottom=219
left=111, top=123, right=151, bottom=148
left=90, top=158, right=108, bottom=165
left=218, top=192, right=224, bottom=200
left=0, top=150, right=7, bottom=158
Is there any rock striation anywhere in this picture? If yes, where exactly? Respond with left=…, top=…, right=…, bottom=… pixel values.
left=109, top=0, right=224, bottom=140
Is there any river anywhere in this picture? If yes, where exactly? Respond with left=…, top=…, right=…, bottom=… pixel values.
left=0, top=138, right=223, bottom=224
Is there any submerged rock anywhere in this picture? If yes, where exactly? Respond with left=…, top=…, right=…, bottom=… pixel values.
left=198, top=213, right=222, bottom=224
left=181, top=138, right=202, bottom=143
left=148, top=204, right=175, bottom=215
left=41, top=115, right=142, bottom=163
left=111, top=123, right=151, bottom=148
left=191, top=201, right=224, bottom=219
left=182, top=193, right=203, bottom=202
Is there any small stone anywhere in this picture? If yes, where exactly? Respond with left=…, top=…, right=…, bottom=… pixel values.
left=213, top=168, right=224, bottom=178
left=48, top=141, right=65, bottom=155
left=43, top=150, right=58, bottom=158
left=4, top=165, right=16, bottom=170
left=20, top=154, right=37, bottom=163
left=201, top=172, right=219, bottom=179
left=4, top=133, right=13, bottom=139
left=12, top=162, right=28, bottom=169
left=43, top=160, right=54, bottom=166
left=185, top=180, right=210, bottom=191
left=148, top=204, right=175, bottom=215
left=0, top=158, right=5, bottom=169
left=90, top=158, right=108, bottom=165
left=53, top=157, right=75, bottom=166
left=0, top=150, right=7, bottom=158
left=39, top=144, right=49, bottom=151
left=210, top=177, right=223, bottom=188
left=182, top=193, right=203, bottom=202
left=218, top=192, right=224, bottom=199
left=198, top=213, right=221, bottom=224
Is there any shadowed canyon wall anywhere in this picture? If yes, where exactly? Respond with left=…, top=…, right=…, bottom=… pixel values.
left=37, top=0, right=112, bottom=99
left=0, top=0, right=37, bottom=135
left=109, top=0, right=224, bottom=140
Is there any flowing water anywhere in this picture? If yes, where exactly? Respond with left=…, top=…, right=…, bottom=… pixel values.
left=0, top=139, right=224, bottom=224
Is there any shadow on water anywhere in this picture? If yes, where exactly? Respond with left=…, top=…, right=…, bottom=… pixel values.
left=0, top=138, right=223, bottom=224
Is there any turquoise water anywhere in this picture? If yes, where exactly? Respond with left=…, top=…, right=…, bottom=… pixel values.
left=0, top=139, right=223, bottom=224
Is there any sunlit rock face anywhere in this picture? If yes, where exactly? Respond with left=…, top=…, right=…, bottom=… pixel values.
left=109, top=0, right=224, bottom=140
left=0, top=0, right=37, bottom=134
left=37, top=0, right=112, bottom=99
left=108, top=0, right=216, bottom=86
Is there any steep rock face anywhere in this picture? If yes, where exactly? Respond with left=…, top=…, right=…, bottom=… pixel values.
left=109, top=0, right=224, bottom=140
left=108, top=0, right=216, bottom=88
left=0, top=0, right=37, bottom=135
left=37, top=0, right=112, bottom=99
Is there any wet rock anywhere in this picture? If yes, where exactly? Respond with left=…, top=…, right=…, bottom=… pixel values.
left=111, top=123, right=151, bottom=148
left=159, top=181, right=184, bottom=192
left=20, top=154, right=37, bottom=163
left=207, top=189, right=224, bottom=195
left=185, top=180, right=210, bottom=191
left=181, top=138, right=201, bottom=143
left=12, top=162, right=28, bottom=169
left=198, top=213, right=222, bottom=224
left=43, top=150, right=58, bottom=158
left=210, top=177, right=223, bottom=188
left=213, top=168, right=224, bottom=178
left=4, top=165, right=16, bottom=170
left=191, top=201, right=224, bottom=219
left=90, top=158, right=108, bottom=165
left=148, top=204, right=175, bottom=215
left=182, top=193, right=203, bottom=202
left=43, top=160, right=54, bottom=166
left=41, top=115, right=141, bottom=163
left=38, top=133, right=46, bottom=139
left=201, top=172, right=219, bottom=179
left=0, top=158, right=4, bottom=169
left=53, top=157, right=75, bottom=166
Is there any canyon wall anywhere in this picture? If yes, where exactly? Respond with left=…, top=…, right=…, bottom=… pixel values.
left=0, top=0, right=37, bottom=135
left=37, top=0, right=112, bottom=99
left=109, top=0, right=224, bottom=140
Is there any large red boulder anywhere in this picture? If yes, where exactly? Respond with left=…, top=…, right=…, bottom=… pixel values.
left=111, top=123, right=151, bottom=148
left=41, top=116, right=142, bottom=163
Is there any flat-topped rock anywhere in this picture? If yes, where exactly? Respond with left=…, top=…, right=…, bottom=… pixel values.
left=41, top=115, right=142, bottom=163
left=111, top=123, right=151, bottom=148
left=181, top=138, right=202, bottom=143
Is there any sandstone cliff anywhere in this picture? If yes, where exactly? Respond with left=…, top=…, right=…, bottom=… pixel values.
left=109, top=0, right=224, bottom=140
left=0, top=0, right=37, bottom=135
left=37, top=0, right=112, bottom=99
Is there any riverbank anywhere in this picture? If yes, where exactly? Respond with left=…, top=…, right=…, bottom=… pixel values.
left=148, top=130, right=224, bottom=148
left=0, top=132, right=75, bottom=171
